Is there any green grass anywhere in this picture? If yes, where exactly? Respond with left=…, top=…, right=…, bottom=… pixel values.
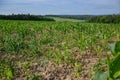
left=50, top=17, right=84, bottom=22
left=0, top=20, right=120, bottom=79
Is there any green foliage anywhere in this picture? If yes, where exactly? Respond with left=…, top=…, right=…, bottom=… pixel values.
left=109, top=41, right=120, bottom=56
left=0, top=36, right=28, bottom=53
left=93, top=71, right=108, bottom=80
left=109, top=54, right=120, bottom=79
left=6, top=70, right=13, bottom=80
left=109, top=42, right=116, bottom=56
left=115, top=41, right=120, bottom=54
left=0, top=60, right=14, bottom=80
left=0, top=14, right=55, bottom=21
left=94, top=41, right=120, bottom=80
left=88, top=15, right=120, bottom=23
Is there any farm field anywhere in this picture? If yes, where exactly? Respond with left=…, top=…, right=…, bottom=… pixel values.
left=49, top=17, right=84, bottom=22
left=0, top=20, right=120, bottom=80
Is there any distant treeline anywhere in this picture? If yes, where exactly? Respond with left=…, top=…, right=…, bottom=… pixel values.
left=45, top=15, right=93, bottom=20
left=88, top=15, right=120, bottom=23
left=0, top=14, right=120, bottom=23
left=0, top=14, right=55, bottom=21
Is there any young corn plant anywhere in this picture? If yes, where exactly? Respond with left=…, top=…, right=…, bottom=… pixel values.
left=94, top=41, right=120, bottom=80
left=0, top=60, right=14, bottom=80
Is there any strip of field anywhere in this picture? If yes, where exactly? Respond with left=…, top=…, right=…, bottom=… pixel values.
left=50, top=17, right=84, bottom=22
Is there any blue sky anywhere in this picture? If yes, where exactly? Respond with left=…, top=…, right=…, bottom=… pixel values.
left=0, top=0, right=120, bottom=15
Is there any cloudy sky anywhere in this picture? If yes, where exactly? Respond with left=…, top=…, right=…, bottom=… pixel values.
left=0, top=0, right=120, bottom=15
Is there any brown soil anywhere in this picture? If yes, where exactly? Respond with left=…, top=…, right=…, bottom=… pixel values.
left=0, top=50, right=100, bottom=80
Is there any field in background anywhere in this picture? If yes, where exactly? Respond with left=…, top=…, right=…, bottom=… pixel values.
left=0, top=20, right=120, bottom=80
left=50, top=17, right=84, bottom=22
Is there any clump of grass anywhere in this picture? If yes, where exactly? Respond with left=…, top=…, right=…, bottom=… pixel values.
left=0, top=60, right=14, bottom=80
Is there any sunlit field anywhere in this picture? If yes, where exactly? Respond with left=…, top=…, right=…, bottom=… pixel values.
left=0, top=20, right=120, bottom=80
